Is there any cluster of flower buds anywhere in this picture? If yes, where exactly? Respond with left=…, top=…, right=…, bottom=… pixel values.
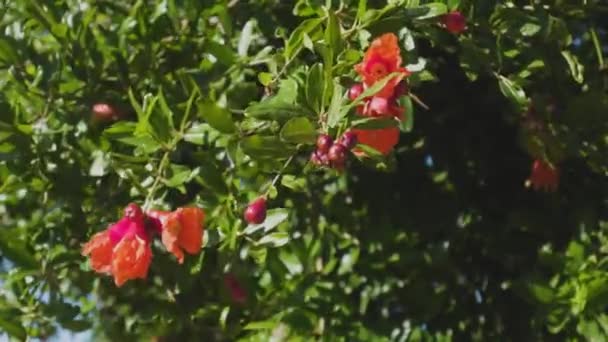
left=310, top=132, right=358, bottom=170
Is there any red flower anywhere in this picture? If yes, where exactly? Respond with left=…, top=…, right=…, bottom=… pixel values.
left=352, top=127, right=400, bottom=156
left=224, top=274, right=247, bottom=304
left=352, top=96, right=403, bottom=156
left=147, top=207, right=205, bottom=264
left=441, top=11, right=466, bottom=34
left=528, top=160, right=559, bottom=192
left=82, top=203, right=153, bottom=286
left=351, top=34, right=411, bottom=157
left=354, top=33, right=411, bottom=99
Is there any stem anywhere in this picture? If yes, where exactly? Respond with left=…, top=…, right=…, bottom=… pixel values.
left=409, top=92, right=430, bottom=111
left=264, top=155, right=295, bottom=197
left=143, top=151, right=171, bottom=211
left=142, top=91, right=199, bottom=210
left=590, top=26, right=604, bottom=69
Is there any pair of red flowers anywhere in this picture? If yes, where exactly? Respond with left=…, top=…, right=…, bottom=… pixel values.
left=349, top=33, right=411, bottom=156
left=345, top=11, right=465, bottom=156
left=82, top=203, right=205, bottom=286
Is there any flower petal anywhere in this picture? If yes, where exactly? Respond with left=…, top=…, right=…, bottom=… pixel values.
left=111, top=235, right=152, bottom=287
left=82, top=231, right=113, bottom=274
left=176, top=207, right=205, bottom=255
left=355, top=33, right=410, bottom=97
left=353, top=127, right=400, bottom=156
left=161, top=213, right=185, bottom=264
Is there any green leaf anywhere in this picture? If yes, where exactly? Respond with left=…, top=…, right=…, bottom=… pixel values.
left=280, top=117, right=316, bottom=144
left=0, top=312, right=26, bottom=340
left=128, top=88, right=145, bottom=122
left=497, top=75, right=528, bottom=110
left=257, top=232, right=290, bottom=248
left=527, top=282, right=555, bottom=304
left=89, top=151, right=109, bottom=177
left=148, top=89, right=175, bottom=142
left=206, top=41, right=235, bottom=66
left=325, top=11, right=342, bottom=61
left=183, top=123, right=208, bottom=145
left=219, top=306, right=230, bottom=331
left=285, top=18, right=323, bottom=61
left=258, top=72, right=273, bottom=87
left=357, top=0, right=368, bottom=21
left=198, top=100, right=236, bottom=134
left=275, top=78, right=300, bottom=104
left=241, top=135, right=295, bottom=158
left=238, top=19, right=256, bottom=57
left=404, top=3, right=448, bottom=20
left=399, top=95, right=414, bottom=132
left=244, top=320, right=278, bottom=330
left=62, top=319, right=92, bottom=332
left=337, top=246, right=360, bottom=275
left=447, top=0, right=461, bottom=10
left=357, top=72, right=402, bottom=103
left=245, top=101, right=311, bottom=122
left=0, top=230, right=37, bottom=269
left=354, top=143, right=384, bottom=159
left=306, top=63, right=324, bottom=113
left=164, top=165, right=197, bottom=187
left=327, top=80, right=345, bottom=128
left=0, top=38, right=19, bottom=65
left=243, top=208, right=289, bottom=235
left=562, top=50, right=584, bottom=84
left=281, top=175, right=307, bottom=192
left=352, top=117, right=398, bottom=130
left=117, top=135, right=162, bottom=154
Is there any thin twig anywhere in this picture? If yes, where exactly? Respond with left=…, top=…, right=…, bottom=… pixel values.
left=265, top=155, right=295, bottom=196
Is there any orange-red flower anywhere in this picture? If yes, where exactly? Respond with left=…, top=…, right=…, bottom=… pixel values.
left=350, top=34, right=411, bottom=157
left=352, top=127, right=400, bottom=156
left=82, top=203, right=153, bottom=287
left=354, top=33, right=410, bottom=98
left=528, top=159, right=559, bottom=192
left=147, top=207, right=205, bottom=264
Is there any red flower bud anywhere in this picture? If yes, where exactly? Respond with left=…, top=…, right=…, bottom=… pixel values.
left=441, top=11, right=466, bottom=34
left=316, top=134, right=333, bottom=154
left=339, top=131, right=358, bottom=150
left=310, top=151, right=322, bottom=165
left=348, top=83, right=364, bottom=101
left=224, top=274, right=247, bottom=304
left=244, top=197, right=267, bottom=224
left=328, top=143, right=347, bottom=164
left=528, top=160, right=559, bottom=192
left=92, top=103, right=122, bottom=122
left=124, top=203, right=144, bottom=221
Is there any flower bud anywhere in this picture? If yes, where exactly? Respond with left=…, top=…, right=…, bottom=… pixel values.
left=244, top=197, right=267, bottom=224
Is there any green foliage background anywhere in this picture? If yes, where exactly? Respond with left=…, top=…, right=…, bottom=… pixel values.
left=0, top=0, right=607, bottom=340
